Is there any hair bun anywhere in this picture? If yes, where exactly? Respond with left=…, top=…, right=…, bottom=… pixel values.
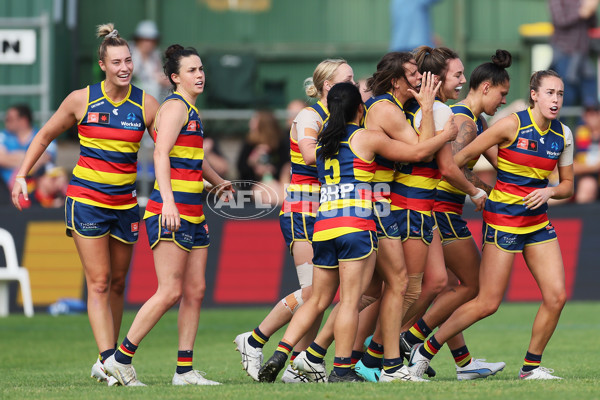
left=165, top=44, right=184, bottom=60
left=491, top=49, right=512, bottom=69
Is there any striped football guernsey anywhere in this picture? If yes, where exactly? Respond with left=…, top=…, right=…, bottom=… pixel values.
left=363, top=92, right=402, bottom=203
left=280, top=101, right=328, bottom=216
left=313, top=123, right=376, bottom=241
left=484, top=108, right=566, bottom=234
left=144, top=92, right=205, bottom=223
left=393, top=99, right=445, bottom=215
left=433, top=103, right=485, bottom=214
left=66, top=81, right=147, bottom=209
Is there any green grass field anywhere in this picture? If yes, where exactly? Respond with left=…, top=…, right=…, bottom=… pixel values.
left=1, top=302, right=599, bottom=400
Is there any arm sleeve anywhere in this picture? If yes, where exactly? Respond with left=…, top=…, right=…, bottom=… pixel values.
left=558, top=124, right=574, bottom=167
left=295, top=108, right=320, bottom=142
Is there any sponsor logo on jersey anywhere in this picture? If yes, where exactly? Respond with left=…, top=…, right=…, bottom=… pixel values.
left=112, top=109, right=119, bottom=116
left=121, top=113, right=142, bottom=130
left=88, top=112, right=110, bottom=124
left=79, top=222, right=99, bottom=231
left=120, top=120, right=143, bottom=129
left=90, top=100, right=105, bottom=109
left=187, top=120, right=201, bottom=132
left=119, top=111, right=142, bottom=129
left=517, top=138, right=537, bottom=152
left=131, top=222, right=139, bottom=232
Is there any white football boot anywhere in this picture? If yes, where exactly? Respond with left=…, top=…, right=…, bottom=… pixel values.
left=172, top=370, right=221, bottom=385
left=519, top=366, right=563, bottom=380
left=103, top=354, right=146, bottom=386
left=234, top=332, right=263, bottom=381
left=456, top=359, right=506, bottom=380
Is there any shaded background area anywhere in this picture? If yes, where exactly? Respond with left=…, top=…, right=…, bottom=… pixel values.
left=0, top=0, right=566, bottom=136
left=1, top=203, right=598, bottom=315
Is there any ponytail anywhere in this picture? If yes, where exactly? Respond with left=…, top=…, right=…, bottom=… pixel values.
left=469, top=49, right=512, bottom=90
left=318, top=82, right=362, bottom=161
left=96, top=23, right=129, bottom=61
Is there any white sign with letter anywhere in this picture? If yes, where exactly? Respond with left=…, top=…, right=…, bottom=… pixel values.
left=0, top=29, right=36, bottom=64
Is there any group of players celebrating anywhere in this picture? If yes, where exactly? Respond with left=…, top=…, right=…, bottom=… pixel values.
left=11, top=21, right=572, bottom=386
left=235, top=47, right=573, bottom=383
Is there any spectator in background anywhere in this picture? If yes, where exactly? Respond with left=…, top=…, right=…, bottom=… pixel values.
left=130, top=20, right=171, bottom=200
left=389, top=0, right=441, bottom=52
left=237, top=110, right=289, bottom=205
left=286, top=99, right=307, bottom=130
left=27, top=165, right=68, bottom=208
left=573, top=104, right=600, bottom=202
left=549, top=0, right=599, bottom=107
left=0, top=104, right=57, bottom=190
left=130, top=20, right=170, bottom=102
left=203, top=133, right=230, bottom=178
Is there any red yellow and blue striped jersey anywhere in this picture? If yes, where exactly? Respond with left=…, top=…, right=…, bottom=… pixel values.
left=433, top=103, right=485, bottom=214
left=280, top=101, right=328, bottom=216
left=66, top=81, right=147, bottom=209
left=484, top=108, right=566, bottom=234
left=144, top=92, right=205, bottom=223
left=313, top=123, right=376, bottom=241
left=392, top=99, right=444, bottom=215
left=363, top=92, right=401, bottom=203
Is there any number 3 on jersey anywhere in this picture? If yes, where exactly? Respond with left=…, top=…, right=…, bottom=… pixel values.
left=324, top=158, right=340, bottom=184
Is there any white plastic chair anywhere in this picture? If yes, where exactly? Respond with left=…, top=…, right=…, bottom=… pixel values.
left=0, top=228, right=34, bottom=317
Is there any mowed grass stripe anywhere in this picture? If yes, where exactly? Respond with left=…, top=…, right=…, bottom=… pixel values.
left=1, top=302, right=599, bottom=400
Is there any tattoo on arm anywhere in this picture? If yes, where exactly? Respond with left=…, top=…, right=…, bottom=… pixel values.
left=464, top=167, right=493, bottom=194
left=451, top=120, right=478, bottom=155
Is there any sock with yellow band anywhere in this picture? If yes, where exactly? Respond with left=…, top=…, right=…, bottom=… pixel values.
left=248, top=327, right=269, bottom=349
left=176, top=350, right=193, bottom=374
left=522, top=351, right=541, bottom=372
left=451, top=345, right=472, bottom=367
left=114, top=337, right=138, bottom=365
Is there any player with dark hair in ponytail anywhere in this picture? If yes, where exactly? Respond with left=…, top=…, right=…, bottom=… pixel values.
left=234, top=59, right=354, bottom=383
left=103, top=44, right=232, bottom=386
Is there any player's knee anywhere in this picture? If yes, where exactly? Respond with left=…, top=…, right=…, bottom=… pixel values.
left=385, top=270, right=408, bottom=296
left=556, top=290, right=567, bottom=309
left=281, top=288, right=304, bottom=315
left=301, top=285, right=313, bottom=299
left=87, top=275, right=111, bottom=295
left=544, top=289, right=567, bottom=312
left=296, top=262, right=313, bottom=288
left=425, top=272, right=448, bottom=296
left=478, top=297, right=501, bottom=318
left=184, top=282, right=206, bottom=306
left=461, top=284, right=478, bottom=302
left=159, top=287, right=183, bottom=308
left=110, top=282, right=126, bottom=296
left=110, top=276, right=127, bottom=296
